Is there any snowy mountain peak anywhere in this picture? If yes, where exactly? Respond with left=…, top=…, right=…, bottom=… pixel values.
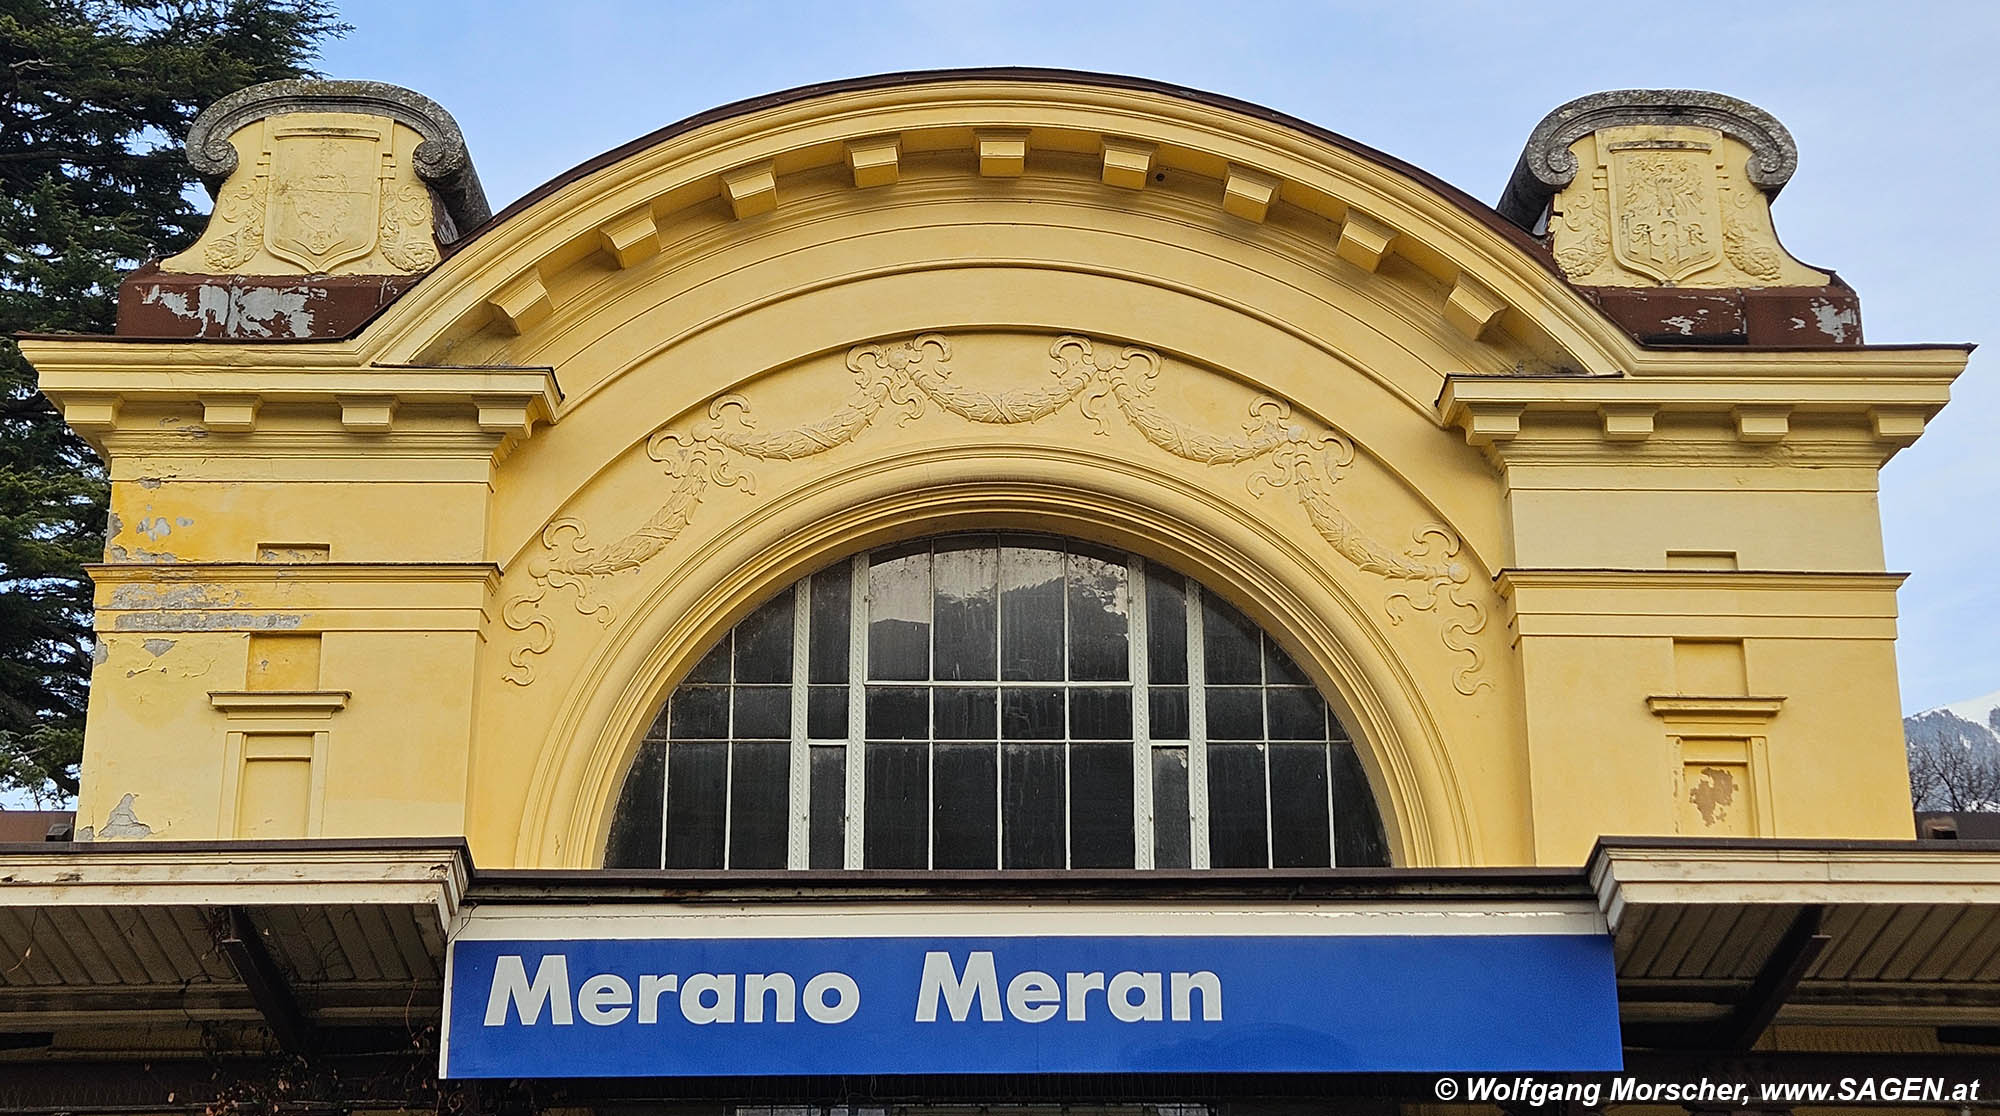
left=1925, top=688, right=2000, bottom=728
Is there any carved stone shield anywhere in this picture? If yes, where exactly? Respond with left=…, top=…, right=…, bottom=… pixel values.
left=1605, top=142, right=1723, bottom=283
left=266, top=126, right=383, bottom=271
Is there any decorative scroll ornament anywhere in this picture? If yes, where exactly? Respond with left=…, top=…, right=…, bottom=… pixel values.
left=378, top=182, right=440, bottom=270
left=503, top=335, right=1490, bottom=694
left=1721, top=188, right=1783, bottom=282
left=203, top=177, right=267, bottom=270
left=1552, top=181, right=1610, bottom=278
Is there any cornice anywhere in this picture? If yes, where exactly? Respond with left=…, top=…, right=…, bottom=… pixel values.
left=0, top=840, right=472, bottom=929
left=208, top=689, right=351, bottom=717
left=26, top=356, right=559, bottom=457
left=1645, top=695, right=1787, bottom=721
left=1439, top=368, right=1958, bottom=463
left=1497, top=568, right=1907, bottom=593
left=349, top=77, right=1628, bottom=376
left=86, top=561, right=503, bottom=588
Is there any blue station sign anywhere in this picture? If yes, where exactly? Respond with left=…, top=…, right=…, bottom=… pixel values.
left=441, top=930, right=1622, bottom=1078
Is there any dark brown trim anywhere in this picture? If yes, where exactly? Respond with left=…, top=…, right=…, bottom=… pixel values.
left=470, top=864, right=1592, bottom=904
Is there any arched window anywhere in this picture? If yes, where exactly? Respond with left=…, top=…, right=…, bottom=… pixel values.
left=605, top=534, right=1389, bottom=870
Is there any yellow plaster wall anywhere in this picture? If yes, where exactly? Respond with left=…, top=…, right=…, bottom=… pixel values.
left=24, top=77, right=1964, bottom=867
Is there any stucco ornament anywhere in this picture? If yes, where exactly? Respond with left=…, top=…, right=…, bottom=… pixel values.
left=503, top=335, right=1490, bottom=695
left=1499, top=90, right=1826, bottom=289
left=163, top=80, right=487, bottom=276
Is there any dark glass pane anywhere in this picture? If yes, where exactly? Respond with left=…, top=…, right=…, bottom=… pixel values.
left=1328, top=708, right=1353, bottom=743
left=728, top=740, right=790, bottom=869
left=669, top=686, right=728, bottom=739
left=1002, top=742, right=1065, bottom=869
left=1331, top=743, right=1390, bottom=867
left=733, top=587, right=794, bottom=684
left=863, top=742, right=928, bottom=868
left=1001, top=688, right=1064, bottom=740
left=644, top=702, right=672, bottom=740
left=1070, top=687, right=1132, bottom=740
left=1000, top=545, right=1064, bottom=681
left=1145, top=568, right=1189, bottom=684
left=932, top=743, right=998, bottom=869
left=1205, top=687, right=1263, bottom=741
left=1151, top=747, right=1191, bottom=870
left=604, top=741, right=665, bottom=868
left=1148, top=687, right=1189, bottom=740
left=686, top=639, right=731, bottom=684
left=1067, top=549, right=1129, bottom=681
left=868, top=547, right=931, bottom=681
left=865, top=685, right=928, bottom=739
left=806, top=686, right=847, bottom=740
left=1069, top=742, right=1134, bottom=868
left=933, top=540, right=998, bottom=681
left=808, top=563, right=851, bottom=684
left=1202, top=593, right=1262, bottom=684
left=1208, top=742, right=1269, bottom=869
left=934, top=687, right=997, bottom=740
left=1267, top=687, right=1327, bottom=741
left=732, top=685, right=790, bottom=740
left=1264, top=635, right=1313, bottom=687
left=808, top=745, right=846, bottom=869
left=1269, top=743, right=1333, bottom=869
left=663, top=741, right=727, bottom=869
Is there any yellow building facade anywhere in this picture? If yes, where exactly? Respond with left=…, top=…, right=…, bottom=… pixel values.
left=8, top=71, right=1997, bottom=1109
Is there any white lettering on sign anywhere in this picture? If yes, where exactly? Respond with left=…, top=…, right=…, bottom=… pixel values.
left=915, top=951, right=1222, bottom=1023
left=486, top=954, right=574, bottom=1026
left=482, top=957, right=858, bottom=1027
left=477, top=952, right=1218, bottom=1029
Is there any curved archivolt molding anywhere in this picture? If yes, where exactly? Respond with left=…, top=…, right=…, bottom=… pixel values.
left=345, top=73, right=1638, bottom=377
left=510, top=446, right=1484, bottom=871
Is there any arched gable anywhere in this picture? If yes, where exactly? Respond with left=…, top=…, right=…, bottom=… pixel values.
left=26, top=73, right=1962, bottom=869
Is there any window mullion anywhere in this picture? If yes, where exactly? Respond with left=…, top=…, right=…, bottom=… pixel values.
left=786, top=580, right=812, bottom=870
left=1128, top=554, right=1153, bottom=870
left=844, top=552, right=867, bottom=870
left=1186, top=581, right=1211, bottom=870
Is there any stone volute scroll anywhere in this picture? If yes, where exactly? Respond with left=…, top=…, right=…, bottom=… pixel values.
left=1495, top=90, right=1858, bottom=346
left=158, top=80, right=488, bottom=274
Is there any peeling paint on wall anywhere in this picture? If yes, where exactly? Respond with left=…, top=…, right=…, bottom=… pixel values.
left=138, top=282, right=316, bottom=338
left=1809, top=297, right=1858, bottom=344
left=1688, top=765, right=1738, bottom=828
left=107, top=584, right=244, bottom=611
left=98, top=793, right=153, bottom=839
left=113, top=612, right=303, bottom=632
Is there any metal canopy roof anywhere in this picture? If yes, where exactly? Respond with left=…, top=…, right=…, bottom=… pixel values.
left=0, top=837, right=1994, bottom=1057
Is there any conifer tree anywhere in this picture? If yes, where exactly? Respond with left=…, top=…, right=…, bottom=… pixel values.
left=1, top=0, right=346, bottom=802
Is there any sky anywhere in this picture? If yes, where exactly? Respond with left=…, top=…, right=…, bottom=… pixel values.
left=315, top=0, right=2000, bottom=714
